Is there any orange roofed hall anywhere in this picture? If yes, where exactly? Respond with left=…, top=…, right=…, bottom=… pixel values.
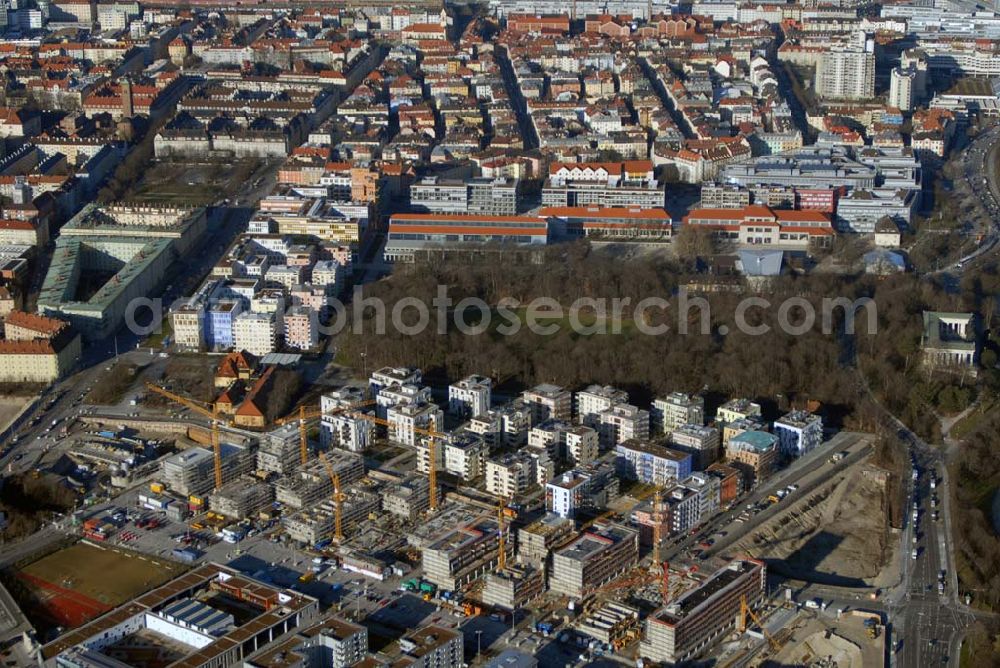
left=683, top=205, right=834, bottom=248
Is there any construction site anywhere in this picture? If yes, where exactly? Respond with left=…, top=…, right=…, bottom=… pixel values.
left=729, top=457, right=897, bottom=586
left=7, top=358, right=890, bottom=668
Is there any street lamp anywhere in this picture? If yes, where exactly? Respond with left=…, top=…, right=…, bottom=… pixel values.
left=476, top=630, right=482, bottom=659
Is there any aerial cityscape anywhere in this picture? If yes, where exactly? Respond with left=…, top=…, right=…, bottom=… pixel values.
left=0, top=0, right=997, bottom=667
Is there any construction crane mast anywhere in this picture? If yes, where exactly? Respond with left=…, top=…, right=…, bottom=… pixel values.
left=343, top=411, right=445, bottom=512
left=146, top=382, right=225, bottom=490
left=275, top=400, right=375, bottom=468
left=738, top=594, right=782, bottom=652
left=497, top=496, right=507, bottom=571
left=318, top=451, right=345, bottom=542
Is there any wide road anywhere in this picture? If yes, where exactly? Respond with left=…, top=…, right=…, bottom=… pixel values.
left=890, top=427, right=976, bottom=668
left=669, top=431, right=872, bottom=563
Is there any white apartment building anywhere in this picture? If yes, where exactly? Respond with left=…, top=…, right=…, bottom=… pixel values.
left=387, top=402, right=444, bottom=447
left=597, top=404, right=650, bottom=449
left=170, top=302, right=204, bottom=351
left=398, top=627, right=463, bottom=668
left=442, top=436, right=488, bottom=480
left=814, top=34, right=875, bottom=100
left=486, top=452, right=537, bottom=498
left=681, top=472, right=721, bottom=523
left=576, top=385, right=629, bottom=426
left=547, top=472, right=587, bottom=519
left=651, top=392, right=705, bottom=435
left=321, top=413, right=374, bottom=452
left=370, top=367, right=422, bottom=396
left=565, top=425, right=599, bottom=465
left=773, top=410, right=824, bottom=457
left=377, top=383, right=433, bottom=420
left=266, top=264, right=304, bottom=291
left=448, top=374, right=492, bottom=418
left=528, top=420, right=570, bottom=458
left=522, top=383, right=573, bottom=422
left=312, top=260, right=343, bottom=294
left=889, top=67, right=915, bottom=112
left=232, top=311, right=279, bottom=356
left=665, top=486, right=701, bottom=536
left=716, top=398, right=762, bottom=426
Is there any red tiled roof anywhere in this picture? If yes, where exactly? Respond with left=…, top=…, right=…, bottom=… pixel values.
left=5, top=310, right=66, bottom=336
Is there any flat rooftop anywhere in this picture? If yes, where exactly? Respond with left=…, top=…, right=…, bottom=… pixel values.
left=556, top=525, right=633, bottom=562
left=654, top=560, right=761, bottom=625
left=42, top=563, right=315, bottom=665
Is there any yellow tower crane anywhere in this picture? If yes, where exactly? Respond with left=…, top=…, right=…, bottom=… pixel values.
left=344, top=412, right=446, bottom=512
left=318, top=451, right=346, bottom=542
left=146, top=382, right=228, bottom=490
left=275, top=400, right=375, bottom=467
left=497, top=496, right=507, bottom=571
left=738, top=594, right=782, bottom=653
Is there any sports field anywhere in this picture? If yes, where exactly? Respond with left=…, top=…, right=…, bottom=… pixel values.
left=15, top=542, right=185, bottom=628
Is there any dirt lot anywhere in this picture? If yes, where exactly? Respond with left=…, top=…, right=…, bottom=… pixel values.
left=14, top=541, right=185, bottom=629
left=0, top=395, right=33, bottom=431
left=127, top=160, right=261, bottom=206
left=734, top=461, right=894, bottom=584
left=144, top=355, right=217, bottom=406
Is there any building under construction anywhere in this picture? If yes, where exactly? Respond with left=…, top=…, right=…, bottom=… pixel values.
left=575, top=601, right=640, bottom=647
left=482, top=564, right=545, bottom=610
left=381, top=475, right=431, bottom=520
left=549, top=524, right=639, bottom=599
left=641, top=558, right=766, bottom=664
left=209, top=476, right=274, bottom=520
left=282, top=490, right=380, bottom=545
left=517, top=513, right=575, bottom=570
left=422, top=517, right=512, bottom=591
left=160, top=443, right=256, bottom=497
left=274, top=452, right=364, bottom=509
left=256, top=424, right=304, bottom=475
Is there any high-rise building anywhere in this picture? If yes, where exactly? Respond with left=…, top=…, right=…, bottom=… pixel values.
left=889, top=67, right=915, bottom=112
left=815, top=34, right=875, bottom=100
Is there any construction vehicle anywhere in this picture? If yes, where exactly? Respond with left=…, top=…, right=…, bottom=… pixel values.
left=275, top=400, right=375, bottom=467
left=738, top=594, right=782, bottom=653
left=146, top=382, right=229, bottom=490
left=318, top=451, right=346, bottom=542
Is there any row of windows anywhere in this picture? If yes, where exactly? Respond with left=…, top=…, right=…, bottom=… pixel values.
left=392, top=220, right=546, bottom=229
left=390, top=233, right=543, bottom=243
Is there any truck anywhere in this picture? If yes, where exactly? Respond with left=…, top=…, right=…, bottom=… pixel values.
left=536, top=622, right=555, bottom=636
left=419, top=582, right=437, bottom=595
left=402, top=578, right=420, bottom=592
